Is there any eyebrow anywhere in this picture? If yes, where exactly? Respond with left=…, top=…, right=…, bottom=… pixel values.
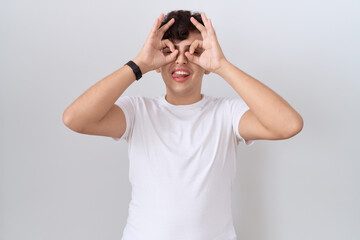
left=163, top=45, right=202, bottom=50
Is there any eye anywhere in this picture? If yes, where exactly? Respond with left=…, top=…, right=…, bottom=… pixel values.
left=192, top=49, right=202, bottom=55
left=162, top=49, right=172, bottom=55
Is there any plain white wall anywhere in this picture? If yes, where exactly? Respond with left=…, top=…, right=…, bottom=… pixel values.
left=1, top=0, right=359, bottom=239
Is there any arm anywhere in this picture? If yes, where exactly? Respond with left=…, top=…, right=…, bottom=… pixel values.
left=63, top=13, right=179, bottom=134
left=186, top=12, right=303, bottom=139
left=62, top=65, right=137, bottom=132
left=216, top=61, right=303, bottom=138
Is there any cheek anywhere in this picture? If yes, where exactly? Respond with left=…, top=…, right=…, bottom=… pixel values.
left=161, top=69, right=172, bottom=81
left=192, top=67, right=206, bottom=77
left=161, top=66, right=170, bottom=74
left=161, top=71, right=167, bottom=80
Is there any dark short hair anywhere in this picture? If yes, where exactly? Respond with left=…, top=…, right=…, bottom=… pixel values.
left=160, top=10, right=204, bottom=41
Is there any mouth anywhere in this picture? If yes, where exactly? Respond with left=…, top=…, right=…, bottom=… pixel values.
left=171, top=68, right=191, bottom=82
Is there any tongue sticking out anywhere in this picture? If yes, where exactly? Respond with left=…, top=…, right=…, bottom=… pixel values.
left=172, top=73, right=189, bottom=78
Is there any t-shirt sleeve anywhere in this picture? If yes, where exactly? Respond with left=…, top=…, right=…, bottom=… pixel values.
left=112, top=95, right=136, bottom=142
left=225, top=96, right=255, bottom=147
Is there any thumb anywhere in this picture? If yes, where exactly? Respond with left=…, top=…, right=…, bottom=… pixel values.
left=185, top=51, right=200, bottom=65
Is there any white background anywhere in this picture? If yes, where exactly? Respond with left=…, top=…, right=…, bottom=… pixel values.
left=1, top=0, right=359, bottom=239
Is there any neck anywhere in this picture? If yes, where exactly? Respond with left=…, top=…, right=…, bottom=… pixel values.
left=165, top=92, right=203, bottom=105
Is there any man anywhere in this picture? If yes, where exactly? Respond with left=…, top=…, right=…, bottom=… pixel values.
left=63, top=10, right=303, bottom=240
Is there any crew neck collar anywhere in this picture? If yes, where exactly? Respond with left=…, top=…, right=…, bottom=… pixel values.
left=160, top=93, right=206, bottom=110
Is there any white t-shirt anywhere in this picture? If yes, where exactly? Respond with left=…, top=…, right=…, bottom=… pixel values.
left=113, top=93, right=255, bottom=240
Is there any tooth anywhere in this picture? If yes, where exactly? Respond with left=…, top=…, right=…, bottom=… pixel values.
left=174, top=71, right=189, bottom=75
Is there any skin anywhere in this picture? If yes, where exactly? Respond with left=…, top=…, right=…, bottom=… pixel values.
left=156, top=31, right=210, bottom=105
left=133, top=12, right=303, bottom=138
left=133, top=13, right=218, bottom=105
left=63, top=12, right=303, bottom=141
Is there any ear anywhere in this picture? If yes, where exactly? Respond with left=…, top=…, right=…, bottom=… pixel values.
left=156, top=68, right=161, bottom=73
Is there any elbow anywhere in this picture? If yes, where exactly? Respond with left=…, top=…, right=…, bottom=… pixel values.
left=62, top=111, right=71, bottom=127
left=283, top=115, right=304, bottom=138
left=62, top=111, right=83, bottom=133
left=62, top=108, right=74, bottom=128
left=294, top=114, right=304, bottom=134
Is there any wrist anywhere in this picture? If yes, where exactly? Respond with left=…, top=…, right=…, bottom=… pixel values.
left=214, top=58, right=231, bottom=77
left=132, top=57, right=150, bottom=75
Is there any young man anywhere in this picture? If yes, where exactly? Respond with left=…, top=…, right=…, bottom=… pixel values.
left=63, top=10, right=303, bottom=240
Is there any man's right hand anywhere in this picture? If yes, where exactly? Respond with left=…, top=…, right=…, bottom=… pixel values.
left=132, top=13, right=179, bottom=74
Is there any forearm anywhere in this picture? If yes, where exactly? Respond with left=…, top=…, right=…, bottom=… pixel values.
left=216, top=60, right=303, bottom=136
left=63, top=59, right=146, bottom=131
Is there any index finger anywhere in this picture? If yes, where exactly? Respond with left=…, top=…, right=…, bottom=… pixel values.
left=158, top=17, right=175, bottom=35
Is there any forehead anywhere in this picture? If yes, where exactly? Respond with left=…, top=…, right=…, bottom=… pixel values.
left=171, top=31, right=202, bottom=47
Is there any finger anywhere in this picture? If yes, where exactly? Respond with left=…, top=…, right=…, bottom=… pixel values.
left=161, top=39, right=178, bottom=63
left=150, top=13, right=163, bottom=34
left=185, top=51, right=200, bottom=65
left=201, top=12, right=210, bottom=29
left=201, top=12, right=217, bottom=38
left=158, top=13, right=164, bottom=23
left=158, top=17, right=175, bottom=35
left=208, top=18, right=217, bottom=37
left=161, top=39, right=176, bottom=52
left=165, top=49, right=179, bottom=63
left=190, top=16, right=206, bottom=34
left=189, top=40, right=203, bottom=54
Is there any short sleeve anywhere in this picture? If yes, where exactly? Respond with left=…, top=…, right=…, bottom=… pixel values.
left=112, top=95, right=136, bottom=142
left=225, top=97, right=255, bottom=147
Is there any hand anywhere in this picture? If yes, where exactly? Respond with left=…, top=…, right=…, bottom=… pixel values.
left=133, top=13, right=179, bottom=74
left=185, top=12, right=228, bottom=74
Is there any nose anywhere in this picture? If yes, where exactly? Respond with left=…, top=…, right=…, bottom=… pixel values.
left=176, top=51, right=188, bottom=65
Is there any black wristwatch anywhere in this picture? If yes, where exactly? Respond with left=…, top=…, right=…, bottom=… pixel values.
left=125, top=60, right=142, bottom=81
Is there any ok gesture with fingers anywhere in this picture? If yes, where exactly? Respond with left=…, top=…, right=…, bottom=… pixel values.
left=133, top=13, right=179, bottom=74
left=185, top=12, right=228, bottom=75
